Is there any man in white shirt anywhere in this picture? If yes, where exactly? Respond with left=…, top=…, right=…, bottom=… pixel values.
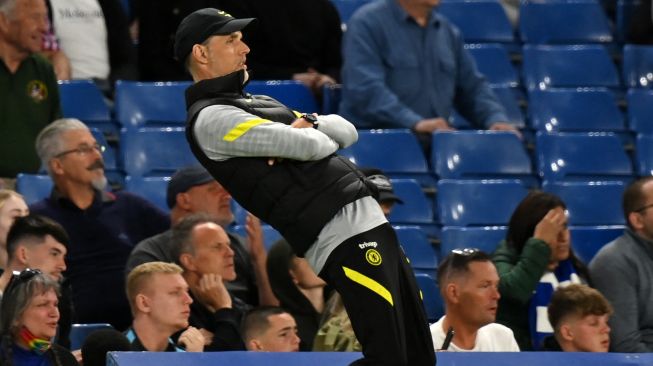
left=430, top=249, right=519, bottom=352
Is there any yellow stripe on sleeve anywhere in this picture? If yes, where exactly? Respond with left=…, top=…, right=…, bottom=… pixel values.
left=342, top=266, right=394, bottom=306
left=222, top=118, right=270, bottom=142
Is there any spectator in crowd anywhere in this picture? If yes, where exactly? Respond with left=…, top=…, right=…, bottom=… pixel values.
left=0, top=269, right=78, bottom=365
left=126, top=165, right=277, bottom=307
left=432, top=249, right=519, bottom=352
left=125, top=262, right=204, bottom=352
left=31, top=118, right=169, bottom=330
left=0, top=215, right=72, bottom=350
left=590, top=177, right=653, bottom=352
left=174, top=214, right=247, bottom=351
left=339, top=0, right=517, bottom=149
left=545, top=284, right=612, bottom=352
left=267, top=239, right=326, bottom=351
left=177, top=8, right=435, bottom=365
left=242, top=306, right=301, bottom=352
left=43, top=0, right=137, bottom=91
left=0, top=190, right=29, bottom=270
left=493, top=191, right=588, bottom=350
left=360, top=168, right=403, bottom=217
left=0, top=0, right=62, bottom=179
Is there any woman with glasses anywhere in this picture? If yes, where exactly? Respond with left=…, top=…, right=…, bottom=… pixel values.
left=492, top=191, right=590, bottom=351
left=0, top=269, right=78, bottom=365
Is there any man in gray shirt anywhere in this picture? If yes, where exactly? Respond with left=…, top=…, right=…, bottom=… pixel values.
left=590, top=177, right=653, bottom=352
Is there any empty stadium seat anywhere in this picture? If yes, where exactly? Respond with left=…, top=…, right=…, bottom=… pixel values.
left=542, top=181, right=627, bottom=225
left=388, top=179, right=434, bottom=225
left=414, top=273, right=445, bottom=322
left=330, top=0, right=373, bottom=28
left=491, top=86, right=525, bottom=128
left=440, top=226, right=507, bottom=257
left=465, top=44, right=519, bottom=88
left=123, top=176, right=170, bottom=212
left=322, top=83, right=342, bottom=115
left=395, top=225, right=439, bottom=275
left=536, top=132, right=633, bottom=181
left=627, top=89, right=653, bottom=134
left=437, top=179, right=529, bottom=226
left=70, top=323, right=113, bottom=350
left=569, top=225, right=625, bottom=264
left=437, top=0, right=516, bottom=45
left=120, top=128, right=198, bottom=176
left=15, top=174, right=53, bottom=205
left=522, top=45, right=620, bottom=90
left=519, top=1, right=613, bottom=44
left=636, top=134, right=653, bottom=175
left=339, top=129, right=435, bottom=187
left=58, top=80, right=115, bottom=134
left=623, top=44, right=653, bottom=88
left=245, top=80, right=319, bottom=113
left=114, top=81, right=190, bottom=129
left=431, top=131, right=533, bottom=182
left=528, top=89, right=625, bottom=132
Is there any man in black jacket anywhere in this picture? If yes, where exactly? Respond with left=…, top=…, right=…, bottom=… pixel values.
left=174, top=8, right=435, bottom=366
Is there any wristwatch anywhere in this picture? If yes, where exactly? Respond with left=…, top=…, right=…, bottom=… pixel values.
left=301, top=113, right=319, bottom=128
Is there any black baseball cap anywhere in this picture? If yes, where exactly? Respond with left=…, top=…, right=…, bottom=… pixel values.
left=360, top=168, right=404, bottom=205
left=174, top=8, right=255, bottom=62
left=166, top=165, right=215, bottom=208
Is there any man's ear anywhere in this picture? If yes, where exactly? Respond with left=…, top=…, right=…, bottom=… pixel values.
left=191, top=44, right=208, bottom=65
left=445, top=283, right=459, bottom=304
left=629, top=212, right=644, bottom=231
left=14, top=246, right=29, bottom=266
left=179, top=253, right=195, bottom=272
left=135, top=293, right=150, bottom=313
left=248, top=339, right=263, bottom=351
left=176, top=192, right=192, bottom=211
left=49, top=159, right=65, bottom=176
left=559, top=323, right=574, bottom=342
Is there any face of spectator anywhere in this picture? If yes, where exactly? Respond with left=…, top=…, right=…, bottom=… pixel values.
left=184, top=182, right=234, bottom=227
left=289, top=257, right=325, bottom=289
left=139, top=273, right=193, bottom=332
left=19, top=288, right=59, bottom=340
left=189, top=223, right=236, bottom=281
left=20, top=235, right=67, bottom=281
left=0, top=0, right=48, bottom=55
left=631, top=181, right=653, bottom=241
left=549, top=206, right=571, bottom=264
left=379, top=201, right=395, bottom=217
left=202, top=31, right=250, bottom=78
left=51, top=129, right=106, bottom=190
left=0, top=195, right=28, bottom=248
left=452, top=261, right=500, bottom=328
left=562, top=313, right=611, bottom=352
left=252, top=313, right=300, bottom=352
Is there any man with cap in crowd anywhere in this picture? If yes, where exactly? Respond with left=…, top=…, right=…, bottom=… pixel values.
left=126, top=165, right=277, bottom=307
left=360, top=168, right=403, bottom=217
left=174, top=8, right=435, bottom=366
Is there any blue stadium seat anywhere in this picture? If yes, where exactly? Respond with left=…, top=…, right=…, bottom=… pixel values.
left=569, top=225, right=625, bottom=264
left=437, top=0, right=516, bottom=45
left=394, top=226, right=438, bottom=275
left=465, top=44, right=519, bottom=88
left=431, top=131, right=533, bottom=182
left=623, top=44, right=653, bottom=88
left=330, top=0, right=373, bottom=27
left=522, top=45, right=620, bottom=90
left=114, top=81, right=190, bottom=129
left=245, top=80, right=319, bottom=114
left=123, top=176, right=170, bottom=212
left=535, top=132, right=633, bottom=181
left=542, top=181, right=627, bottom=225
left=440, top=226, right=507, bottom=257
left=89, top=128, right=117, bottom=171
left=58, top=80, right=115, bottom=134
left=339, top=129, right=434, bottom=187
left=528, top=89, right=625, bottom=132
left=437, top=179, right=529, bottom=226
left=15, top=174, right=52, bottom=205
left=230, top=224, right=283, bottom=251
left=617, top=0, right=640, bottom=43
left=70, top=323, right=113, bottom=350
left=120, top=128, right=198, bottom=176
left=414, top=273, right=445, bottom=322
left=491, top=86, right=525, bottom=128
left=627, top=89, right=653, bottom=134
left=519, top=1, right=613, bottom=44
left=322, top=83, right=342, bottom=115
left=388, top=179, right=434, bottom=225
left=636, top=134, right=653, bottom=176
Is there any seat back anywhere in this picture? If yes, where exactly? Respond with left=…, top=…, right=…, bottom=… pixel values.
left=542, top=181, right=627, bottom=225
left=623, top=44, right=653, bottom=88
left=414, top=273, right=445, bottom=322
left=58, top=80, right=111, bottom=122
left=120, top=128, right=198, bottom=176
left=522, top=45, right=620, bottom=90
left=124, top=176, right=170, bottom=213
left=491, top=86, right=525, bottom=128
left=15, top=174, right=53, bottom=205
left=394, top=226, right=438, bottom=271
left=70, top=323, right=114, bottom=350
left=115, top=81, right=190, bottom=129
left=466, top=44, right=518, bottom=88
left=437, top=0, right=515, bottom=44
left=569, top=225, right=625, bottom=264
left=245, top=80, right=319, bottom=113
left=388, top=179, right=434, bottom=224
left=440, top=226, right=507, bottom=256
left=627, top=89, right=653, bottom=134
left=636, top=134, right=653, bottom=176
left=536, top=132, right=633, bottom=181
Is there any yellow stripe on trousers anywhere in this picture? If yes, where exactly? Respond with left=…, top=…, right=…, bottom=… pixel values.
left=342, top=266, right=394, bottom=306
left=223, top=118, right=269, bottom=142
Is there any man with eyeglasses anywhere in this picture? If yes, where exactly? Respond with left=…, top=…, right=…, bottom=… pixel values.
left=0, top=215, right=72, bottom=349
left=30, top=118, right=170, bottom=331
left=431, top=249, right=519, bottom=352
left=589, top=177, right=653, bottom=352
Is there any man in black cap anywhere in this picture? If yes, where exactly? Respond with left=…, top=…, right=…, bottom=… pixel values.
left=360, top=168, right=404, bottom=217
left=175, top=8, right=435, bottom=366
left=126, top=165, right=278, bottom=308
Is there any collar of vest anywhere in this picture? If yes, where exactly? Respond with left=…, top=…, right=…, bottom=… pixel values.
left=185, top=70, right=249, bottom=110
